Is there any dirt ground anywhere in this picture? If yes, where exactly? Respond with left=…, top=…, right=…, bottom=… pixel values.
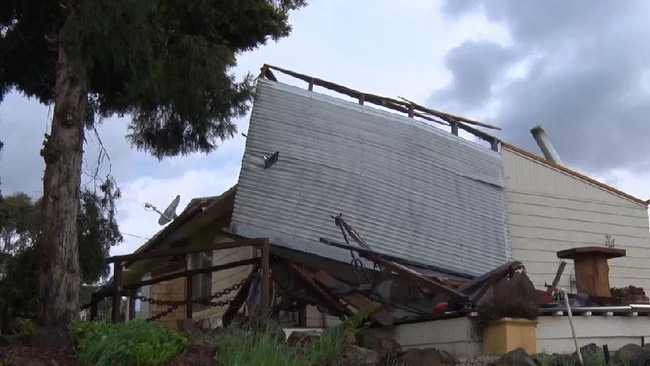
left=0, top=345, right=78, bottom=366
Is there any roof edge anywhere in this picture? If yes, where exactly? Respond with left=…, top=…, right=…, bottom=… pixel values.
left=501, top=143, right=647, bottom=207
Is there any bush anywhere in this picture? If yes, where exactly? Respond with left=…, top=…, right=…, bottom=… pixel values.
left=69, top=320, right=189, bottom=366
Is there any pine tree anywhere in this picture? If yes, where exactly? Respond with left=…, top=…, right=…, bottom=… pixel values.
left=0, top=0, right=306, bottom=333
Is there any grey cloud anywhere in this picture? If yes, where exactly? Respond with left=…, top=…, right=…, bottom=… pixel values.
left=435, top=0, right=650, bottom=174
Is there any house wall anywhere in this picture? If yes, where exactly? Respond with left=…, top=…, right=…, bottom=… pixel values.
left=393, top=315, right=650, bottom=357
left=192, top=236, right=255, bottom=323
left=502, top=146, right=650, bottom=291
left=149, top=277, right=186, bottom=328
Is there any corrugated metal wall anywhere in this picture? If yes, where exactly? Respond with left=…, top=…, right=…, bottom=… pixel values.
left=502, top=146, right=650, bottom=290
left=230, top=79, right=510, bottom=277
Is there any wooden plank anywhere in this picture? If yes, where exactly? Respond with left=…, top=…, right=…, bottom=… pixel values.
left=108, top=238, right=266, bottom=263
left=112, top=262, right=123, bottom=323
left=222, top=266, right=259, bottom=327
left=287, top=262, right=349, bottom=316
left=312, top=271, right=393, bottom=327
left=261, top=238, right=270, bottom=321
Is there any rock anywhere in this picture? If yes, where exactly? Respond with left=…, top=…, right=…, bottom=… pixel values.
left=176, top=319, right=200, bottom=334
left=616, top=343, right=650, bottom=366
left=497, top=348, right=536, bottom=366
left=580, top=343, right=603, bottom=360
left=344, top=345, right=380, bottom=365
left=401, top=348, right=456, bottom=366
left=355, top=328, right=401, bottom=352
left=167, top=342, right=219, bottom=366
left=286, top=331, right=320, bottom=347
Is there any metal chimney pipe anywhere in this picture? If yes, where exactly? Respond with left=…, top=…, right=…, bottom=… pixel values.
left=530, top=125, right=563, bottom=165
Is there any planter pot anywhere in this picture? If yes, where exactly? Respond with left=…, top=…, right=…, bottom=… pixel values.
left=482, top=317, right=537, bottom=355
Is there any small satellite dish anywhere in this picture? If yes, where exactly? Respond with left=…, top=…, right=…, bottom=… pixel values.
left=143, top=195, right=180, bottom=226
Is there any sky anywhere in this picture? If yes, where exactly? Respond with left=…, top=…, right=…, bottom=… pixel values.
left=1, top=0, right=650, bottom=257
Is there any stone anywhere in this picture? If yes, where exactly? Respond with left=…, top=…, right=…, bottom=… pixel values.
left=580, top=343, right=601, bottom=357
left=497, top=348, right=536, bottom=366
left=344, top=345, right=380, bottom=366
left=167, top=342, right=219, bottom=366
left=401, top=348, right=456, bottom=366
left=286, top=331, right=320, bottom=347
left=176, top=319, right=201, bottom=334
left=616, top=343, right=650, bottom=366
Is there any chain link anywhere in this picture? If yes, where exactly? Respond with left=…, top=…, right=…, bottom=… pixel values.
left=140, top=277, right=249, bottom=322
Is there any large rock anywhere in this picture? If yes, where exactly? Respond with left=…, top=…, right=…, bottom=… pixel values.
left=401, top=348, right=456, bottom=366
left=167, top=342, right=219, bottom=366
left=616, top=343, right=650, bottom=366
left=497, top=348, right=536, bottom=366
left=343, top=345, right=380, bottom=366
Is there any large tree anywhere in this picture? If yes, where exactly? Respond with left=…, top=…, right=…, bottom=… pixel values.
left=0, top=0, right=306, bottom=331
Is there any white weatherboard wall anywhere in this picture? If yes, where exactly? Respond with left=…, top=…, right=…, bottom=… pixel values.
left=394, top=316, right=650, bottom=357
left=231, top=78, right=510, bottom=277
left=502, top=146, right=650, bottom=290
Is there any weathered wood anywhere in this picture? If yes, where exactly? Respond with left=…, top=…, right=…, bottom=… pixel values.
left=128, top=291, right=137, bottom=321
left=108, top=238, right=266, bottom=263
left=222, top=266, right=259, bottom=327
left=117, top=258, right=260, bottom=292
left=112, top=262, right=123, bottom=323
left=312, top=270, right=393, bottom=327
left=261, top=239, right=270, bottom=320
left=287, top=262, right=349, bottom=316
left=185, top=274, right=193, bottom=319
left=558, top=247, right=626, bottom=297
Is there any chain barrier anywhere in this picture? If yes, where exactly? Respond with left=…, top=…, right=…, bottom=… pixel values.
left=138, top=277, right=249, bottom=322
left=79, top=277, right=249, bottom=322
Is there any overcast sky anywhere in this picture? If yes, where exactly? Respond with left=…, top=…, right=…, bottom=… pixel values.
left=1, top=0, right=649, bottom=256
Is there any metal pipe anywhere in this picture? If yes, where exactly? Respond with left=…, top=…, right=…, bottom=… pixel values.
left=560, top=288, right=583, bottom=366
left=530, top=125, right=563, bottom=165
left=539, top=306, right=635, bottom=313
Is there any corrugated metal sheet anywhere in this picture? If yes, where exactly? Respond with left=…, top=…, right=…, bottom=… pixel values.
left=230, top=79, right=510, bottom=277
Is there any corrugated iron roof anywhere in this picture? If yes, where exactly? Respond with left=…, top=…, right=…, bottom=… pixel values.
left=229, top=78, right=511, bottom=277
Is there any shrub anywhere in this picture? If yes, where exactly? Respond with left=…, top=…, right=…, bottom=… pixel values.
left=69, top=320, right=189, bottom=366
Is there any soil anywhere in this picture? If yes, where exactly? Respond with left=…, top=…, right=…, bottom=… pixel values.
left=0, top=345, right=78, bottom=366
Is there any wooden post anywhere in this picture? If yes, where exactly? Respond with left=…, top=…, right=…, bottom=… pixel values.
left=359, top=94, right=365, bottom=105
left=491, top=138, right=499, bottom=152
left=261, top=238, right=270, bottom=321
left=308, top=78, right=314, bottom=91
left=185, top=274, right=193, bottom=319
left=112, top=262, right=123, bottom=323
left=128, top=290, right=137, bottom=321
left=90, top=293, right=98, bottom=321
left=451, top=122, right=459, bottom=136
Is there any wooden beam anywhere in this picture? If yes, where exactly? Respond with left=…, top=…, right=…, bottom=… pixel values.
left=222, top=266, right=259, bottom=327
left=123, top=258, right=259, bottom=290
left=108, top=238, right=266, bottom=263
left=112, top=262, right=123, bottom=323
left=185, top=274, right=193, bottom=319
left=261, top=238, right=270, bottom=321
left=312, top=270, right=393, bottom=327
left=287, top=262, right=349, bottom=316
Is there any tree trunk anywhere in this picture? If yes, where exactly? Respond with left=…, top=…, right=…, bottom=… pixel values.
left=38, top=41, right=86, bottom=328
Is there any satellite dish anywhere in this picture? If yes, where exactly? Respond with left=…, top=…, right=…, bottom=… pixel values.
left=143, top=195, right=180, bottom=226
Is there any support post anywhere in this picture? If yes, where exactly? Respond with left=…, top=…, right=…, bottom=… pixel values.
left=128, top=290, right=137, bottom=321
left=185, top=274, right=193, bottom=319
left=261, top=238, right=270, bottom=321
left=451, top=121, right=459, bottom=136
left=90, top=293, right=98, bottom=321
left=112, top=262, right=123, bottom=323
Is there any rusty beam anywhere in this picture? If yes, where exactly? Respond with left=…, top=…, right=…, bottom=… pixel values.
left=287, top=262, right=350, bottom=316
left=312, top=270, right=393, bottom=327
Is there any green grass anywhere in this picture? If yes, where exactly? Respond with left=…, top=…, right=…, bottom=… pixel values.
left=69, top=320, right=190, bottom=366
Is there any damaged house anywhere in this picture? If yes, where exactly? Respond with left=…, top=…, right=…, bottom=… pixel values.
left=89, top=65, right=650, bottom=356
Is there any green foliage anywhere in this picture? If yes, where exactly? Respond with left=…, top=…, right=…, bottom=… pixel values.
left=0, top=187, right=121, bottom=318
left=69, top=320, right=189, bottom=366
left=8, top=317, right=37, bottom=335
left=1, top=0, right=307, bottom=158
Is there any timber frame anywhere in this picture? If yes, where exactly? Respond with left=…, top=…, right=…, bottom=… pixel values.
left=89, top=237, right=271, bottom=324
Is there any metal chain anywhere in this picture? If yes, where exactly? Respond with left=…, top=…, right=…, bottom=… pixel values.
left=139, top=277, right=249, bottom=322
